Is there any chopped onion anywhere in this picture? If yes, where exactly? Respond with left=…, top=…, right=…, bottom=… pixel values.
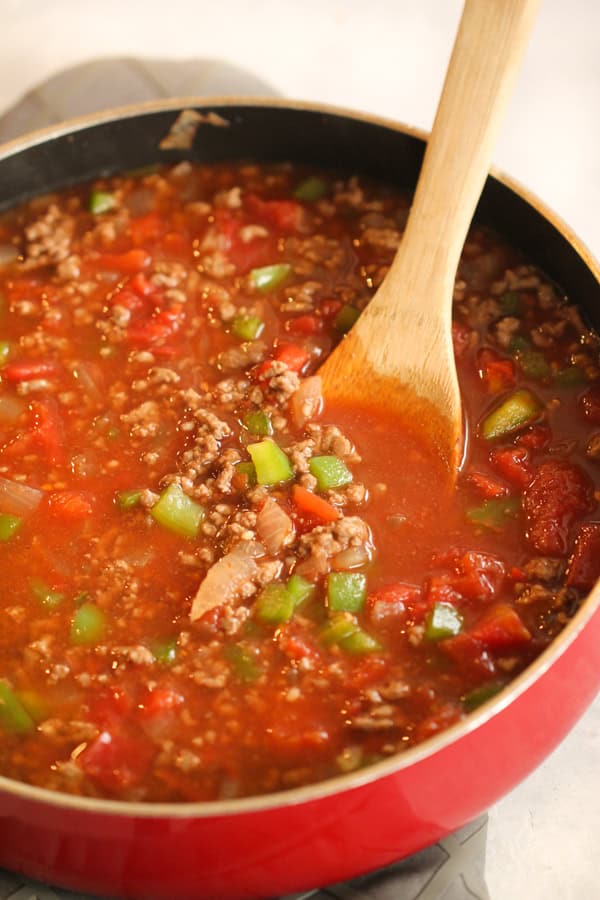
left=290, top=375, right=323, bottom=428
left=0, top=244, right=19, bottom=266
left=256, top=498, right=294, bottom=555
left=190, top=541, right=265, bottom=622
left=294, top=553, right=329, bottom=582
left=331, top=544, right=371, bottom=572
left=0, top=395, right=26, bottom=425
left=0, top=476, right=44, bottom=516
left=72, top=361, right=103, bottom=402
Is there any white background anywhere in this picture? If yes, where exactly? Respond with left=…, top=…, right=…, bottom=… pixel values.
left=0, top=1, right=598, bottom=898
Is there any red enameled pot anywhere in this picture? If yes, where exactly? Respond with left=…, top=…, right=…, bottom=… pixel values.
left=0, top=99, right=598, bottom=900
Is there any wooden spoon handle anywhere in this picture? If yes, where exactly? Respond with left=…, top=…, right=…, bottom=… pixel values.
left=385, top=0, right=540, bottom=306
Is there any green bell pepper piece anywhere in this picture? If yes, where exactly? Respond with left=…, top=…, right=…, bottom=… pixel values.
left=0, top=513, right=21, bottom=542
left=0, top=681, right=35, bottom=733
left=320, top=613, right=380, bottom=654
left=425, top=602, right=463, bottom=640
left=294, top=177, right=327, bottom=201
left=30, top=577, right=65, bottom=609
left=286, top=574, right=316, bottom=607
left=151, top=483, right=205, bottom=538
left=224, top=644, right=262, bottom=682
left=234, top=461, right=257, bottom=488
left=249, top=263, right=291, bottom=292
left=327, top=572, right=366, bottom=613
left=309, top=455, right=353, bottom=491
left=152, top=637, right=178, bottom=666
left=463, top=681, right=504, bottom=711
left=243, top=409, right=273, bottom=436
left=334, top=304, right=360, bottom=334
left=116, top=489, right=142, bottom=510
left=515, top=349, right=551, bottom=381
left=89, top=190, right=117, bottom=214
left=71, top=603, right=106, bottom=645
left=466, top=496, right=520, bottom=532
left=255, top=583, right=295, bottom=624
left=481, top=389, right=541, bottom=440
left=247, top=439, right=294, bottom=485
left=231, top=314, right=264, bottom=341
left=554, top=366, right=585, bottom=387
left=499, top=290, right=522, bottom=316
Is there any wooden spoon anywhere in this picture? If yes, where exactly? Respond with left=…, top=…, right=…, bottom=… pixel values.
left=319, top=0, right=540, bottom=473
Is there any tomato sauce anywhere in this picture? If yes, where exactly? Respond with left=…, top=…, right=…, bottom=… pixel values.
left=0, top=161, right=596, bottom=802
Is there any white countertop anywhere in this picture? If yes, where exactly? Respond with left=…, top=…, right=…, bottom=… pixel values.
left=0, top=1, right=598, bottom=898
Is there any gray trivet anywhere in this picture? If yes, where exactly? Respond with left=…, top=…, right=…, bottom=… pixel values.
left=0, top=58, right=490, bottom=900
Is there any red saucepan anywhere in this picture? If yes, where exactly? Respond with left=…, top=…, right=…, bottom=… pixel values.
left=0, top=99, right=598, bottom=900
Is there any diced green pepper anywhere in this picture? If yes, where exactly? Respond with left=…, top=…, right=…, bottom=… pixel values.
left=249, top=263, right=292, bottom=292
left=515, top=349, right=551, bottom=381
left=481, top=389, right=541, bottom=440
left=0, top=681, right=35, bottom=734
left=17, top=689, right=48, bottom=724
left=243, top=409, right=273, bottom=436
left=499, top=291, right=521, bottom=316
left=425, top=602, right=463, bottom=640
left=286, top=574, right=316, bottom=608
left=466, top=496, right=520, bottom=532
left=320, top=614, right=380, bottom=654
left=30, top=577, right=65, bottom=609
left=89, top=190, right=117, bottom=215
left=294, top=176, right=327, bottom=201
left=234, top=461, right=257, bottom=488
left=334, top=304, right=360, bottom=334
left=309, top=455, right=353, bottom=491
left=336, top=745, right=363, bottom=773
left=151, top=483, right=205, bottom=538
left=224, top=644, right=262, bottom=682
left=327, top=572, right=366, bottom=613
left=116, top=489, right=142, bottom=510
left=71, top=602, right=106, bottom=645
left=554, top=366, right=585, bottom=387
left=152, top=637, right=178, bottom=666
left=247, top=439, right=294, bottom=485
left=231, top=314, right=264, bottom=341
left=0, top=513, right=21, bottom=542
left=0, top=341, right=12, bottom=366
left=255, top=583, right=295, bottom=625
left=462, top=681, right=504, bottom=711
left=508, top=335, right=531, bottom=355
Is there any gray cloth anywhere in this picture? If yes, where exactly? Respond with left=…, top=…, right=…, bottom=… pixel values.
left=0, top=58, right=491, bottom=900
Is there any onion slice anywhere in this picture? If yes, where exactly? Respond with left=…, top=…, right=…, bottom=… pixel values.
left=0, top=476, right=44, bottom=516
left=190, top=541, right=264, bottom=622
left=289, top=375, right=322, bottom=428
left=256, top=497, right=294, bottom=555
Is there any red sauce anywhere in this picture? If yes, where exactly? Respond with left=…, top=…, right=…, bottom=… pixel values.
left=0, top=161, right=596, bottom=802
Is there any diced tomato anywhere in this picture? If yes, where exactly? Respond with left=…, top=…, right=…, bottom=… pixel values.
left=566, top=523, right=600, bottom=592
left=320, top=299, right=343, bottom=320
left=490, top=446, right=534, bottom=489
left=47, top=490, right=94, bottom=521
left=477, top=348, right=516, bottom=393
left=278, top=629, right=320, bottom=663
left=427, top=551, right=505, bottom=606
left=275, top=343, right=310, bottom=373
left=78, top=730, right=154, bottom=793
left=523, top=460, right=594, bottom=555
left=127, top=305, right=184, bottom=348
left=457, top=551, right=506, bottom=601
left=2, top=360, right=60, bottom=382
left=367, top=583, right=421, bottom=622
left=466, top=471, right=509, bottom=499
left=89, top=249, right=151, bottom=274
left=440, top=634, right=496, bottom=679
left=515, top=423, right=552, bottom=450
left=138, top=687, right=184, bottom=717
left=579, top=384, right=600, bottom=425
left=30, top=399, right=65, bottom=465
left=87, top=688, right=133, bottom=729
left=292, top=485, right=339, bottom=523
left=129, top=272, right=155, bottom=297
left=452, top=322, right=473, bottom=358
left=129, top=213, right=162, bottom=246
left=109, top=289, right=147, bottom=315
left=246, top=195, right=304, bottom=233
left=285, top=315, right=323, bottom=335
left=467, top=603, right=532, bottom=649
